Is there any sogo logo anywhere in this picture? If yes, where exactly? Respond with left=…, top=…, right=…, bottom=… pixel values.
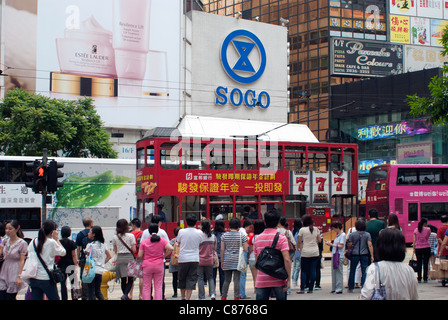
left=215, top=30, right=270, bottom=109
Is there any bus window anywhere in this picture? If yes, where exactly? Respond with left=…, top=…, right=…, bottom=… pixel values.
left=408, top=203, right=418, bottom=222
left=420, top=202, right=448, bottom=221
left=397, top=168, right=418, bottom=185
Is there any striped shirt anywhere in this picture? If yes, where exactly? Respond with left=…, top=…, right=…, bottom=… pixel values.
left=199, top=233, right=216, bottom=266
left=254, top=228, right=289, bottom=288
left=221, top=231, right=247, bottom=270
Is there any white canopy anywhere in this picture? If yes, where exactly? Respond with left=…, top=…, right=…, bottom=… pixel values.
left=176, top=115, right=319, bottom=143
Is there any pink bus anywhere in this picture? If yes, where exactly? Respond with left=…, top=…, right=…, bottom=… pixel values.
left=366, top=164, right=448, bottom=243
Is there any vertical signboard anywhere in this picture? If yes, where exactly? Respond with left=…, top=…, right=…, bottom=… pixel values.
left=390, top=15, right=411, bottom=43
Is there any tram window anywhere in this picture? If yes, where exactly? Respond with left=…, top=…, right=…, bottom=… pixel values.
left=181, top=143, right=206, bottom=170
left=160, top=143, right=180, bottom=169
left=343, top=154, right=354, bottom=171
left=235, top=144, right=258, bottom=170
left=209, top=142, right=233, bottom=170
left=137, top=148, right=145, bottom=169
left=284, top=151, right=306, bottom=171
left=146, top=146, right=154, bottom=167
left=329, top=154, right=342, bottom=171
left=309, top=153, right=327, bottom=172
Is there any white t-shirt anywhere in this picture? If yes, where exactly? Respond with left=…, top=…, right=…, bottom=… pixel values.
left=85, top=241, right=107, bottom=275
left=112, top=233, right=136, bottom=254
left=332, top=232, right=347, bottom=255
left=141, top=227, right=169, bottom=242
left=29, top=238, right=66, bottom=280
left=177, top=227, right=203, bottom=263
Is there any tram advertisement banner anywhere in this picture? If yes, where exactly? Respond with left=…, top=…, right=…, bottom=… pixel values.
left=137, top=170, right=285, bottom=196
left=289, top=171, right=349, bottom=205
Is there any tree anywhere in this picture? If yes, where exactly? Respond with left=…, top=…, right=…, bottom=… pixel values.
left=0, top=88, right=117, bottom=158
left=408, top=25, right=448, bottom=125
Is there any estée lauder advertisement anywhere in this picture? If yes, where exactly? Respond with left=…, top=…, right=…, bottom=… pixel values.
left=3, top=0, right=181, bottom=128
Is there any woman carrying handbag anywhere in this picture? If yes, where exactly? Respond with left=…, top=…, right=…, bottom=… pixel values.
left=112, top=219, right=136, bottom=300
left=26, top=220, right=66, bottom=300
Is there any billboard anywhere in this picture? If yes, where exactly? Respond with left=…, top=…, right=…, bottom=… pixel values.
left=331, top=38, right=404, bottom=77
left=3, top=0, right=181, bottom=128
left=397, top=141, right=433, bottom=164
left=188, top=11, right=288, bottom=123
left=357, top=119, right=431, bottom=141
left=404, top=45, right=448, bottom=71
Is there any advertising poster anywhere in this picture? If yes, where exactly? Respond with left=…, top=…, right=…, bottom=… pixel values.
left=389, top=0, right=417, bottom=16
left=397, top=141, right=433, bottom=164
left=3, top=0, right=181, bottom=129
left=390, top=15, right=411, bottom=43
left=404, top=45, right=448, bottom=72
left=430, top=19, right=448, bottom=46
left=331, top=38, right=403, bottom=77
left=410, top=17, right=431, bottom=45
left=416, top=0, right=443, bottom=18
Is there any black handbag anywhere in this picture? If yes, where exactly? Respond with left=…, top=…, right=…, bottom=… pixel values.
left=33, top=240, right=65, bottom=284
left=409, top=253, right=418, bottom=272
left=255, top=232, right=288, bottom=280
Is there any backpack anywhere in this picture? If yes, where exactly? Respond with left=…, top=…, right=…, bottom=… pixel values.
left=255, top=233, right=288, bottom=280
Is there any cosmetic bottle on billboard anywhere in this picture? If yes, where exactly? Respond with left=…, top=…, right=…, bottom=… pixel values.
left=113, top=0, right=151, bottom=96
left=52, top=16, right=118, bottom=97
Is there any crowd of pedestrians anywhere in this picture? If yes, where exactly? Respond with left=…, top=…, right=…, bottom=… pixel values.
left=1, top=207, right=448, bottom=300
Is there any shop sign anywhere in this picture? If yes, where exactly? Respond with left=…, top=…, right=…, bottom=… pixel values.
left=331, top=38, right=403, bottom=77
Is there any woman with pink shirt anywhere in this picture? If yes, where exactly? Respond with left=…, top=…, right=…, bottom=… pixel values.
left=138, top=223, right=173, bottom=300
left=413, top=218, right=431, bottom=283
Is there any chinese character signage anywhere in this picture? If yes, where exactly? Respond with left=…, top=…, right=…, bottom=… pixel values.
left=390, top=0, right=417, bottom=16
left=404, top=45, right=448, bottom=72
left=390, top=15, right=411, bottom=43
left=331, top=38, right=403, bottom=77
left=357, top=119, right=431, bottom=141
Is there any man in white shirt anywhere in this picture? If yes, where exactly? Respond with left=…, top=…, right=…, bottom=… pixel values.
left=141, top=215, right=169, bottom=242
left=177, top=214, right=203, bottom=300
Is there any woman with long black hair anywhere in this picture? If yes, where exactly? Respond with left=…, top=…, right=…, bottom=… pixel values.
left=27, top=220, right=66, bottom=300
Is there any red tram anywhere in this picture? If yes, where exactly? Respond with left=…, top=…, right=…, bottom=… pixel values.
left=135, top=117, right=358, bottom=253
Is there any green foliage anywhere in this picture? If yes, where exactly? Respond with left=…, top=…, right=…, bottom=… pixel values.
left=0, top=89, right=117, bottom=158
left=408, top=25, right=448, bottom=125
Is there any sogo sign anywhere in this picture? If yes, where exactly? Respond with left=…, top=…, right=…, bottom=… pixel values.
left=215, top=30, right=271, bottom=109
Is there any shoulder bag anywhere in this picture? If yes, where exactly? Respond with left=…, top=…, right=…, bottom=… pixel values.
left=345, top=232, right=363, bottom=260
left=118, top=234, right=142, bottom=278
left=255, top=232, right=288, bottom=280
left=371, top=262, right=387, bottom=300
left=21, top=240, right=38, bottom=283
left=237, top=233, right=247, bottom=272
left=171, top=240, right=180, bottom=266
left=33, top=239, right=65, bottom=284
left=82, top=245, right=96, bottom=284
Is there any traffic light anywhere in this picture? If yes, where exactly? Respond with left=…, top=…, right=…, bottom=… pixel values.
left=34, top=162, right=47, bottom=193
left=25, top=160, right=39, bottom=190
left=47, top=160, right=64, bottom=193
